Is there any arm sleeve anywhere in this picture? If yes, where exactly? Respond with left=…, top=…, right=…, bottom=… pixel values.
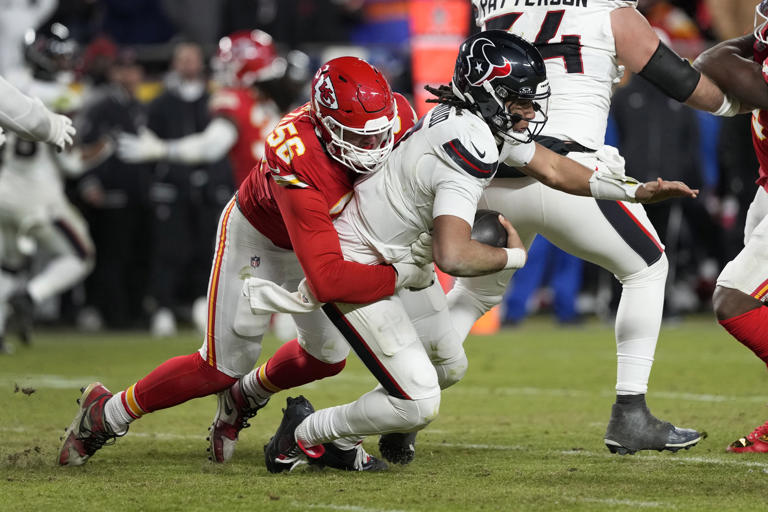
left=165, top=117, right=238, bottom=164
left=0, top=75, right=56, bottom=142
left=272, top=182, right=397, bottom=304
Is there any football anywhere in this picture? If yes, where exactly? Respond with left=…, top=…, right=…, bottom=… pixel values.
left=471, top=209, right=508, bottom=248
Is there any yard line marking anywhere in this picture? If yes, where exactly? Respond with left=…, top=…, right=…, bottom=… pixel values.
left=560, top=449, right=768, bottom=468
left=291, top=373, right=768, bottom=404
left=575, top=498, right=670, bottom=508
left=0, top=374, right=101, bottom=389
left=451, top=385, right=767, bottom=404
left=294, top=502, right=408, bottom=512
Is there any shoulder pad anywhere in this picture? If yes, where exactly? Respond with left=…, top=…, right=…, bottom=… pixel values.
left=427, top=107, right=498, bottom=179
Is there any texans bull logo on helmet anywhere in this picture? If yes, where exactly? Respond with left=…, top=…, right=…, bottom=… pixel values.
left=313, top=71, right=339, bottom=110
left=464, top=38, right=512, bottom=88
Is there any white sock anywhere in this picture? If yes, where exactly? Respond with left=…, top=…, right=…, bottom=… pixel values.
left=240, top=366, right=275, bottom=403
left=295, top=387, right=439, bottom=447
left=28, top=255, right=89, bottom=303
left=104, top=392, right=136, bottom=435
left=614, top=257, right=667, bottom=394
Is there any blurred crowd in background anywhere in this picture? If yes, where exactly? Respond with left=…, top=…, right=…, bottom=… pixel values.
left=0, top=0, right=762, bottom=340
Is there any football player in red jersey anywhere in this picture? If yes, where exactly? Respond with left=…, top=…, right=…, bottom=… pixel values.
left=693, top=0, right=768, bottom=454
left=57, top=57, right=430, bottom=467
left=117, top=29, right=285, bottom=187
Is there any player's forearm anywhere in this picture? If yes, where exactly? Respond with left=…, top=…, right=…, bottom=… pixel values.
left=0, top=75, right=55, bottom=141
left=166, top=118, right=237, bottom=165
left=432, top=215, right=508, bottom=277
left=521, top=146, right=592, bottom=197
left=693, top=36, right=768, bottom=110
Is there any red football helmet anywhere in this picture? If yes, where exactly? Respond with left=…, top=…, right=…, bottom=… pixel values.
left=214, top=30, right=286, bottom=87
left=393, top=92, right=417, bottom=142
left=757, top=0, right=768, bottom=44
left=310, top=57, right=397, bottom=174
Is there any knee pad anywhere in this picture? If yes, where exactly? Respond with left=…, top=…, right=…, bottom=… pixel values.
left=387, top=393, right=441, bottom=431
left=298, top=328, right=350, bottom=364
left=619, top=252, right=668, bottom=287
left=434, top=351, right=468, bottom=390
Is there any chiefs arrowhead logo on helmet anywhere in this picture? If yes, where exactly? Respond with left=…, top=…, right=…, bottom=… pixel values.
left=313, top=72, right=339, bottom=110
left=465, top=38, right=512, bottom=87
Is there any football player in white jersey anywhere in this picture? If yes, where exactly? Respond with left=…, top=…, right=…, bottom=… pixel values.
left=413, top=0, right=743, bottom=457
left=251, top=31, right=698, bottom=472
left=0, top=24, right=92, bottom=354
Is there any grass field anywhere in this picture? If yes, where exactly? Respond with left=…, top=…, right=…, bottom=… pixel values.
left=1, top=316, right=767, bottom=511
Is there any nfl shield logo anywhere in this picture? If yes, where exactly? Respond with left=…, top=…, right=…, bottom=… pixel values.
left=250, top=256, right=261, bottom=268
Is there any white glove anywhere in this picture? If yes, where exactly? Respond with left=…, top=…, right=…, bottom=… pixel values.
left=43, top=102, right=76, bottom=151
left=117, top=127, right=168, bottom=163
left=393, top=262, right=435, bottom=292
left=410, top=232, right=434, bottom=266
left=244, top=277, right=323, bottom=314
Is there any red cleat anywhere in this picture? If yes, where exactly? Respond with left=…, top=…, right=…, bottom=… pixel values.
left=58, top=382, right=121, bottom=466
left=727, top=420, right=768, bottom=453
left=207, top=379, right=267, bottom=463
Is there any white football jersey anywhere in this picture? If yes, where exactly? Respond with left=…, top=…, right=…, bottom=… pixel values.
left=473, top=0, right=636, bottom=149
left=0, top=74, right=80, bottom=215
left=334, top=104, right=535, bottom=265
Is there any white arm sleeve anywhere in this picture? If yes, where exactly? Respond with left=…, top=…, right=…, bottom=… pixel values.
left=166, top=117, right=238, bottom=165
left=0, top=74, right=56, bottom=141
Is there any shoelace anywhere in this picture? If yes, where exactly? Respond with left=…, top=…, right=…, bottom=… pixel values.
left=352, top=444, right=372, bottom=470
left=76, top=400, right=120, bottom=456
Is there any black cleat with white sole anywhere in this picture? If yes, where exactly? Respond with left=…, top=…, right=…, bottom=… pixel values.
left=604, top=394, right=704, bottom=455
left=263, top=396, right=324, bottom=473
left=311, top=441, right=388, bottom=471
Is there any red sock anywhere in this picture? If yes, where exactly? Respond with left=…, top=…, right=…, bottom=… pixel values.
left=720, top=306, right=768, bottom=366
left=132, top=352, right=237, bottom=413
left=262, top=338, right=346, bottom=390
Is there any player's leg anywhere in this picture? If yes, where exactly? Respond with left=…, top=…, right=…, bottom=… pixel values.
left=15, top=204, right=95, bottom=344
left=264, top=296, right=441, bottom=472
left=58, top=199, right=270, bottom=466
left=713, top=188, right=768, bottom=453
left=209, top=273, right=349, bottom=463
left=379, top=280, right=468, bottom=464
left=526, top=179, right=702, bottom=454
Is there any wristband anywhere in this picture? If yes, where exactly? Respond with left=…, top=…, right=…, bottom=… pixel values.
left=712, top=93, right=740, bottom=117
left=503, top=248, right=527, bottom=269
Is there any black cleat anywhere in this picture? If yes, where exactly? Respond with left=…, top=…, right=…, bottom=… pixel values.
left=9, top=289, right=34, bottom=345
left=604, top=395, right=704, bottom=455
left=311, top=442, right=388, bottom=472
left=263, top=396, right=323, bottom=473
left=378, top=432, right=417, bottom=465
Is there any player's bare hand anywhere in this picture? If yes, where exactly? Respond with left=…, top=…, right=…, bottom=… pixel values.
left=635, top=178, right=699, bottom=204
left=498, top=214, right=524, bottom=250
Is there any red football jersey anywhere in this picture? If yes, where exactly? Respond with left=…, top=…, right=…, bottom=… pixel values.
left=209, top=86, right=281, bottom=186
left=751, top=42, right=768, bottom=192
left=237, top=103, right=396, bottom=303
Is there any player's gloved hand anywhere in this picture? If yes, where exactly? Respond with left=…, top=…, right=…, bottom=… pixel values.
left=117, top=127, right=168, bottom=163
left=297, top=278, right=323, bottom=308
left=410, top=232, right=434, bottom=266
left=635, top=177, right=699, bottom=204
left=40, top=98, right=76, bottom=151
left=393, top=262, right=435, bottom=292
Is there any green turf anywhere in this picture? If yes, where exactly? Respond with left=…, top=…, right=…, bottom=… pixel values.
left=1, top=317, right=767, bottom=511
